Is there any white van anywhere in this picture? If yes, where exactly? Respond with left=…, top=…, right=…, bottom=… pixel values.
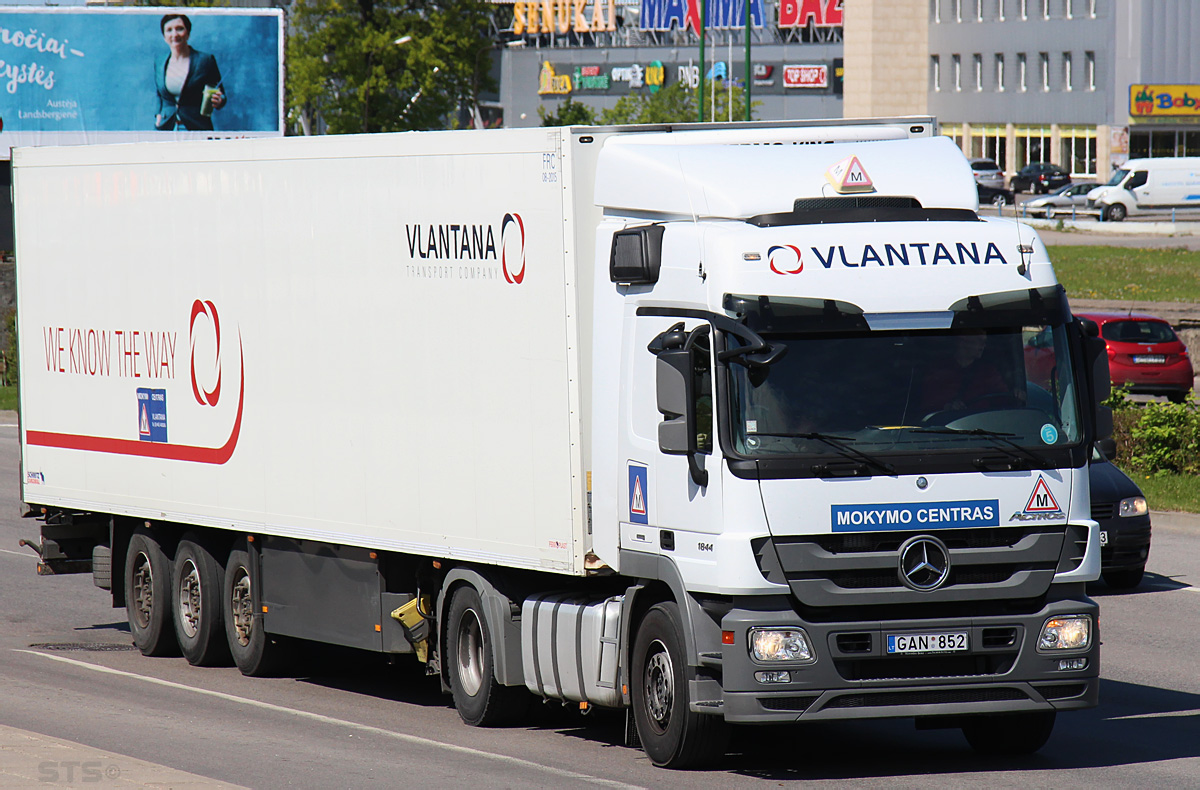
left=1088, top=157, right=1200, bottom=221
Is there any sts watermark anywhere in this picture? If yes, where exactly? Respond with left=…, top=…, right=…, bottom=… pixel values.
left=37, top=761, right=121, bottom=783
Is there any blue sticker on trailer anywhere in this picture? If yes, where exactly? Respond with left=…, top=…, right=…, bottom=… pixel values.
left=629, top=464, right=648, bottom=524
left=137, top=388, right=167, bottom=443
left=832, top=500, right=998, bottom=531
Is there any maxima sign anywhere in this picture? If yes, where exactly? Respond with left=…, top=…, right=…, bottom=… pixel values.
left=638, top=0, right=765, bottom=32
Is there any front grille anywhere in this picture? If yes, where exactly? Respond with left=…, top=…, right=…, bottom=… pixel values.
left=836, top=633, right=873, bottom=653
left=1091, top=501, right=1116, bottom=521
left=760, top=696, right=817, bottom=712
left=756, top=526, right=1065, bottom=607
left=835, top=654, right=1015, bottom=681
left=823, top=687, right=1028, bottom=709
left=980, top=627, right=1018, bottom=648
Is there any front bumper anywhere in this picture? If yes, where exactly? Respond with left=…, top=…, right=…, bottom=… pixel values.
left=717, top=594, right=1098, bottom=724
left=1098, top=515, right=1152, bottom=572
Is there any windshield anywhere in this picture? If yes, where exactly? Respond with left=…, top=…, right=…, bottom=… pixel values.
left=1105, top=168, right=1129, bottom=187
left=727, top=320, right=1083, bottom=466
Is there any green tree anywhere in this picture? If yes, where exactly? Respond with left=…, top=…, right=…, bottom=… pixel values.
left=600, top=80, right=758, bottom=125
left=538, top=97, right=597, bottom=126
left=287, top=0, right=493, bottom=134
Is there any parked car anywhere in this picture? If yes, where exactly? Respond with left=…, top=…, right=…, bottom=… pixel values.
left=976, top=183, right=1015, bottom=206
left=1088, top=157, right=1200, bottom=222
left=1090, top=445, right=1151, bottom=589
left=969, top=158, right=1006, bottom=190
left=1022, top=181, right=1097, bottom=218
left=1077, top=311, right=1195, bottom=403
left=1011, top=162, right=1071, bottom=194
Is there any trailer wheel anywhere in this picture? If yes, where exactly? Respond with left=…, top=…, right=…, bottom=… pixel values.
left=125, top=529, right=178, bottom=657
left=173, top=536, right=231, bottom=667
left=223, top=544, right=287, bottom=676
left=631, top=602, right=728, bottom=768
left=961, top=711, right=1056, bottom=755
left=445, top=586, right=527, bottom=726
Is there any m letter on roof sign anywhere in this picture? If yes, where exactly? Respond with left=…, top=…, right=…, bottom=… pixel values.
left=629, top=463, right=649, bottom=524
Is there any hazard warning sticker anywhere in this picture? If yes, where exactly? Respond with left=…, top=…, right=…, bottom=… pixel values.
left=137, top=388, right=168, bottom=443
left=628, top=463, right=648, bottom=525
left=1011, top=475, right=1065, bottom=522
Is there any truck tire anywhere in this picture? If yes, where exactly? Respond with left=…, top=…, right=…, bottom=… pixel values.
left=961, top=711, right=1056, bottom=755
left=223, top=544, right=288, bottom=676
left=125, top=530, right=178, bottom=657
left=1104, top=204, right=1126, bottom=222
left=172, top=536, right=231, bottom=667
left=445, top=585, right=527, bottom=727
left=631, top=602, right=728, bottom=768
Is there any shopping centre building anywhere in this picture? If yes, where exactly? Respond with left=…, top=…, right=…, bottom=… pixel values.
left=490, top=0, right=1200, bottom=181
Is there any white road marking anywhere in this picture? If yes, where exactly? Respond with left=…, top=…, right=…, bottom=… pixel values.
left=17, top=650, right=645, bottom=789
left=0, top=548, right=36, bottom=558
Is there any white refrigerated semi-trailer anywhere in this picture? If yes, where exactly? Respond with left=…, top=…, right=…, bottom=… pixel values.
left=16, top=120, right=1111, bottom=768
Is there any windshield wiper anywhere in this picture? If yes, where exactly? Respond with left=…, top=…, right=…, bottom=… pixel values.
left=754, top=432, right=897, bottom=475
left=910, top=427, right=1051, bottom=469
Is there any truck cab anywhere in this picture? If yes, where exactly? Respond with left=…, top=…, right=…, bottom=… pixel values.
left=590, top=131, right=1109, bottom=766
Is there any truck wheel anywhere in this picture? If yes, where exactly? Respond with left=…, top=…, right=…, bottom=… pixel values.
left=1104, top=204, right=1126, bottom=222
left=631, top=602, right=728, bottom=768
left=445, top=585, right=527, bottom=726
left=223, top=544, right=287, bottom=676
left=125, top=530, right=178, bottom=657
left=173, top=536, right=231, bottom=667
left=1103, top=566, right=1145, bottom=590
left=961, top=711, right=1056, bottom=755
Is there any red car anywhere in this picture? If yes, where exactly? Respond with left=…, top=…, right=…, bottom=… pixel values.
left=1077, top=312, right=1194, bottom=402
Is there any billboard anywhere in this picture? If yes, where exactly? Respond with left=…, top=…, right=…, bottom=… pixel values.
left=1130, top=84, right=1200, bottom=119
left=0, top=7, right=283, bottom=155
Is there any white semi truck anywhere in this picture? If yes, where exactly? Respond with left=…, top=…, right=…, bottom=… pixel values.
left=15, top=118, right=1111, bottom=768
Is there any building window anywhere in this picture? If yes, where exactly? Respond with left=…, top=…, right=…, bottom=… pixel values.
left=1066, top=0, right=1073, bottom=18
left=1060, top=127, right=1097, bottom=176
left=1020, top=0, right=1027, bottom=20
left=955, top=0, right=962, bottom=22
left=934, top=0, right=942, bottom=23
left=1040, top=52, right=1050, bottom=91
left=1064, top=52, right=1073, bottom=91
left=996, top=54, right=1005, bottom=91
left=1015, top=127, right=1052, bottom=167
left=977, top=0, right=984, bottom=21
left=998, top=0, right=1006, bottom=21
left=1089, top=0, right=1097, bottom=17
left=974, top=54, right=983, bottom=91
left=1018, top=53, right=1027, bottom=91
left=970, top=127, right=1008, bottom=168
left=1086, top=51, right=1096, bottom=91
left=953, top=54, right=962, bottom=91
left=1042, top=0, right=1050, bottom=18
left=932, top=55, right=941, bottom=91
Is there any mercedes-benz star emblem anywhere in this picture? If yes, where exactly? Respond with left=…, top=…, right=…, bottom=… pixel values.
left=898, top=536, right=951, bottom=591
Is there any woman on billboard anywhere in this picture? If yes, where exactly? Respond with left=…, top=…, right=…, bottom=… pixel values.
left=155, top=14, right=226, bottom=131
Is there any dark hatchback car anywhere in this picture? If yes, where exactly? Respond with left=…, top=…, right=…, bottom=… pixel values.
left=976, top=183, right=1015, bottom=206
left=1090, top=447, right=1151, bottom=589
left=1011, top=162, right=1071, bottom=194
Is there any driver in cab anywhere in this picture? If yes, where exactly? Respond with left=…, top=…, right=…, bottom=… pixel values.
left=917, top=331, right=1024, bottom=415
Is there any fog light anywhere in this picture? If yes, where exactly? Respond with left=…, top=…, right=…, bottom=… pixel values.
left=749, top=628, right=814, bottom=662
left=1039, top=615, right=1091, bottom=650
left=755, top=670, right=791, bottom=684
left=1119, top=496, right=1148, bottom=518
left=1059, top=658, right=1088, bottom=671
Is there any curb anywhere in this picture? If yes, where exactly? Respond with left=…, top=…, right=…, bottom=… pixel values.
left=1150, top=510, right=1200, bottom=532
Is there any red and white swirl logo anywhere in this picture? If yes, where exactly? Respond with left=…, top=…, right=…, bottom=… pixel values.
left=501, top=212, right=526, bottom=285
left=768, top=245, right=804, bottom=275
left=190, top=299, right=222, bottom=407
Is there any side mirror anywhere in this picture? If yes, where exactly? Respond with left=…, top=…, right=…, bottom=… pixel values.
left=1084, top=330, right=1113, bottom=442
left=610, top=224, right=665, bottom=285
left=654, top=326, right=710, bottom=487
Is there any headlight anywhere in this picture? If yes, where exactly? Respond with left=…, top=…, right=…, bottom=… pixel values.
left=1119, top=496, right=1148, bottom=518
left=1038, top=615, right=1092, bottom=651
left=749, top=628, right=814, bottom=662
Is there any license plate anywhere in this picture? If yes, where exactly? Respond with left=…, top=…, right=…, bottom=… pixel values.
left=1100, top=530, right=1109, bottom=546
left=886, top=632, right=968, bottom=654
left=1133, top=355, right=1166, bottom=364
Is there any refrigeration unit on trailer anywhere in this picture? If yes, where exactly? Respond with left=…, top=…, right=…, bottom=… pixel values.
left=15, top=118, right=1112, bottom=769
